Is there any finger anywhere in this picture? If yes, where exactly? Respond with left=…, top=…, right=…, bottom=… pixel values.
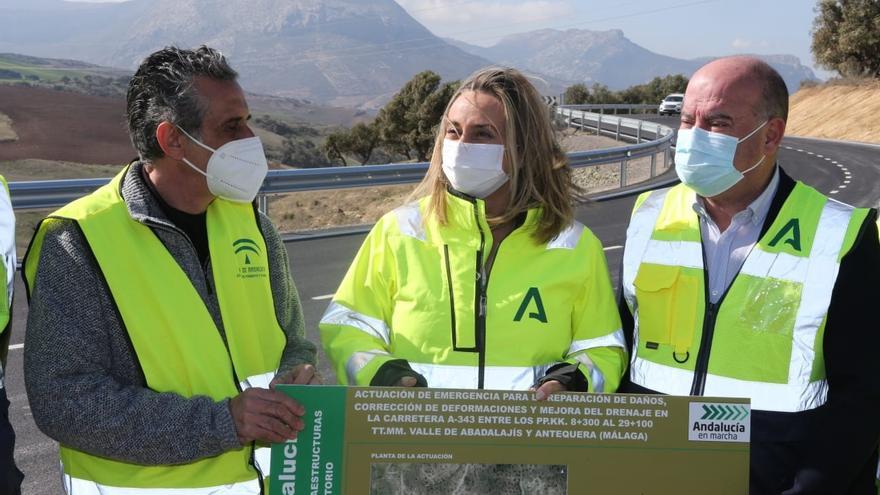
left=260, top=393, right=307, bottom=430
left=292, top=364, right=316, bottom=385
left=534, top=380, right=566, bottom=401
left=308, top=372, right=323, bottom=385
left=240, top=389, right=306, bottom=433
left=245, top=388, right=306, bottom=417
left=398, top=376, right=417, bottom=387
left=251, top=416, right=296, bottom=443
left=269, top=373, right=289, bottom=388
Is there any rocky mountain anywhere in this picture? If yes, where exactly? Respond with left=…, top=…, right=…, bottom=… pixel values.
left=450, top=29, right=818, bottom=93
left=0, top=0, right=494, bottom=107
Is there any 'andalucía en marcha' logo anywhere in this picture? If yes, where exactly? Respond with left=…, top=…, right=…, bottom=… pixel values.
left=687, top=402, right=750, bottom=443
left=233, top=238, right=267, bottom=279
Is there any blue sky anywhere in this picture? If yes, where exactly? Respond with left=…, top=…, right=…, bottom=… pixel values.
left=66, top=0, right=828, bottom=76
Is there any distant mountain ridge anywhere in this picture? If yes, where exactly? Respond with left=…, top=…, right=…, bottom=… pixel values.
left=0, top=2, right=817, bottom=106
left=0, top=0, right=494, bottom=107
left=449, top=28, right=817, bottom=93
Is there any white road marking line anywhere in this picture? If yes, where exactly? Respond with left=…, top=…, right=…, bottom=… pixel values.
left=9, top=343, right=23, bottom=350
left=604, top=245, right=623, bottom=252
left=830, top=190, right=839, bottom=194
left=839, top=185, right=847, bottom=189
left=824, top=157, right=832, bottom=161
left=831, top=161, right=838, bottom=164
left=796, top=149, right=804, bottom=152
left=844, top=180, right=851, bottom=184
left=816, top=154, right=824, bottom=158
left=836, top=163, right=844, bottom=167
left=806, top=151, right=814, bottom=155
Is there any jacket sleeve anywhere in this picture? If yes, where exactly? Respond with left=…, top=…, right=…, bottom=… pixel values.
left=562, top=228, right=627, bottom=393
left=787, top=211, right=880, bottom=493
left=320, top=219, right=416, bottom=386
left=23, top=220, right=242, bottom=465
left=259, top=213, right=317, bottom=377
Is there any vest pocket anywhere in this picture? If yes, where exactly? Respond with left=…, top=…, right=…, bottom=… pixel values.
left=634, top=264, right=699, bottom=354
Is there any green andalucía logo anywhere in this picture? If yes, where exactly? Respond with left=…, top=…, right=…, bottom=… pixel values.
left=700, top=404, right=749, bottom=421
left=514, top=287, right=547, bottom=323
left=233, top=238, right=261, bottom=265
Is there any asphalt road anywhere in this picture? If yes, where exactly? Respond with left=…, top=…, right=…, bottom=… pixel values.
left=6, top=116, right=880, bottom=492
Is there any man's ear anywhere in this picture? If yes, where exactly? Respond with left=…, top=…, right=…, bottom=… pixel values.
left=156, top=122, right=186, bottom=160
left=763, top=117, right=786, bottom=153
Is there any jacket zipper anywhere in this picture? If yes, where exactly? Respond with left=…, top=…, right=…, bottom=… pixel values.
left=145, top=219, right=264, bottom=490
left=473, top=205, right=487, bottom=389
left=689, top=242, right=732, bottom=397
left=689, top=302, right=717, bottom=396
left=443, top=245, right=461, bottom=349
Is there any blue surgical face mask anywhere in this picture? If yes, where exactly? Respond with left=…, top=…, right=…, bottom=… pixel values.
left=674, top=120, right=768, bottom=197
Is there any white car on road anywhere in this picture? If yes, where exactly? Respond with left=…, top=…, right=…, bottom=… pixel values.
left=658, top=93, right=684, bottom=116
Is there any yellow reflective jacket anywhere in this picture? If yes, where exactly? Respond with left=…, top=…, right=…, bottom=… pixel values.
left=321, top=191, right=626, bottom=391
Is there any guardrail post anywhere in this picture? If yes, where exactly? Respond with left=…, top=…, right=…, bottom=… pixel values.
left=616, top=119, right=621, bottom=141
left=636, top=121, right=642, bottom=143
left=596, top=114, right=602, bottom=136
left=663, top=146, right=670, bottom=171
left=620, top=157, right=628, bottom=188
left=258, top=193, right=268, bottom=215
left=650, top=152, right=657, bottom=177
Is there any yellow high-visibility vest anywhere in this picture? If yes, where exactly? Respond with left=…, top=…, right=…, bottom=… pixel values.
left=622, top=182, right=869, bottom=412
left=24, top=167, right=285, bottom=493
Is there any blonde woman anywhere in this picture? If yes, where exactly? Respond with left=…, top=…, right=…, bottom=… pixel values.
left=320, top=67, right=626, bottom=397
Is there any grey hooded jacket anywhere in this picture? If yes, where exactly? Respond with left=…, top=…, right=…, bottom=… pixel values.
left=23, top=162, right=317, bottom=465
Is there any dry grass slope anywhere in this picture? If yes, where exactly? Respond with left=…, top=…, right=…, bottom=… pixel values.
left=787, top=80, right=880, bottom=144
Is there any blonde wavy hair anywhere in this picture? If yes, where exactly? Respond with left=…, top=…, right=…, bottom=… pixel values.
left=409, top=66, right=576, bottom=244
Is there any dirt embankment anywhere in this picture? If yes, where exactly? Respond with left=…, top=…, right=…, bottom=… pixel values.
left=0, top=85, right=135, bottom=164
left=787, top=80, right=880, bottom=144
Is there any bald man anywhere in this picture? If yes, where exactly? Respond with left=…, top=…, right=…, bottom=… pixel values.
left=619, top=56, right=880, bottom=493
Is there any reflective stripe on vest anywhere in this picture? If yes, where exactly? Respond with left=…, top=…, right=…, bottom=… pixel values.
left=623, top=182, right=866, bottom=412
left=24, top=168, right=285, bottom=491
left=62, top=476, right=260, bottom=495
left=325, top=296, right=625, bottom=392
left=0, top=175, right=14, bottom=390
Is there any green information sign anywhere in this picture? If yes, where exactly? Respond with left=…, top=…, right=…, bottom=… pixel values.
left=271, top=386, right=750, bottom=494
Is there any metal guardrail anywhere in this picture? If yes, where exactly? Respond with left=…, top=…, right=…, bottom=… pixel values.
left=561, top=103, right=659, bottom=114
left=8, top=107, right=676, bottom=212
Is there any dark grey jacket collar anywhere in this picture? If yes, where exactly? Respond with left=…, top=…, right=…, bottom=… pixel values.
left=120, top=161, right=184, bottom=231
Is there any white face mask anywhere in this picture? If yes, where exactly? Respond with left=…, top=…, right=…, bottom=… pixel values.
left=177, top=127, right=269, bottom=203
left=441, top=138, right=508, bottom=199
left=674, top=120, right=768, bottom=198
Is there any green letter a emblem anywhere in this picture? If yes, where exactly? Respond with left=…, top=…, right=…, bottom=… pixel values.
left=514, top=287, right=547, bottom=323
left=768, top=218, right=802, bottom=251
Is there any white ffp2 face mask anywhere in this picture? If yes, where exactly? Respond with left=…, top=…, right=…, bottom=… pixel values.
left=674, top=120, right=768, bottom=198
left=441, top=139, right=508, bottom=199
left=178, top=127, right=269, bottom=203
